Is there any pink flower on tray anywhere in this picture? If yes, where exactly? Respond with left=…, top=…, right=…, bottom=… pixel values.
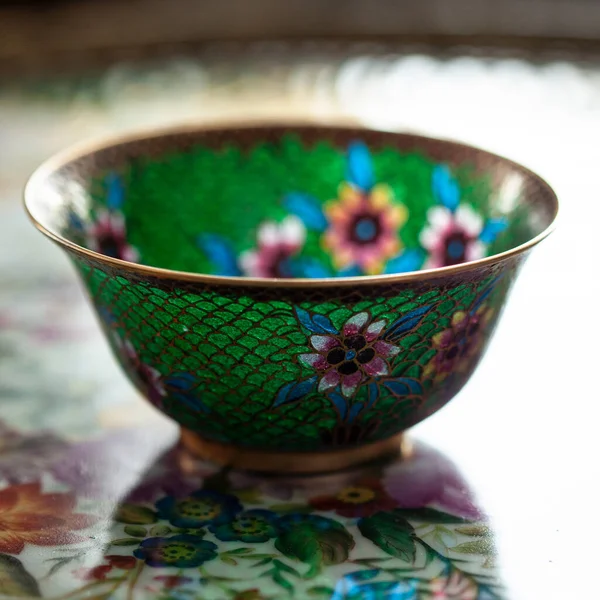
left=420, top=204, right=487, bottom=269
left=240, top=215, right=306, bottom=278
left=430, top=571, right=478, bottom=600
left=299, top=311, right=400, bottom=398
left=86, top=209, right=139, bottom=262
left=383, top=441, right=482, bottom=520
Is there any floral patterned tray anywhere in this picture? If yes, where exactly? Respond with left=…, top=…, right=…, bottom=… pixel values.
left=1, top=43, right=596, bottom=600
left=0, top=420, right=500, bottom=600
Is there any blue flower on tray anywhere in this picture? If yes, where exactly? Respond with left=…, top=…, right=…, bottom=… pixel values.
left=133, top=534, right=217, bottom=568
left=156, top=490, right=242, bottom=528
left=209, top=509, right=279, bottom=543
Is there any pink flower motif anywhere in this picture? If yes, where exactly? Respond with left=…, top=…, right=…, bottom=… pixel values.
left=420, top=205, right=486, bottom=269
left=383, top=442, right=482, bottom=520
left=86, top=209, right=139, bottom=262
left=112, top=334, right=165, bottom=408
left=299, top=312, right=400, bottom=398
left=240, top=216, right=305, bottom=278
left=424, top=306, right=494, bottom=382
left=430, top=571, right=478, bottom=599
left=0, top=421, right=68, bottom=484
left=323, top=183, right=407, bottom=275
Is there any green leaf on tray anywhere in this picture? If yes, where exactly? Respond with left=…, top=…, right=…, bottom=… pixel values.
left=124, top=525, right=147, bottom=538
left=455, top=524, right=491, bottom=537
left=358, top=510, right=416, bottom=563
left=110, top=538, right=141, bottom=547
left=451, top=538, right=496, bottom=557
left=0, top=554, right=40, bottom=597
left=115, top=503, right=158, bottom=525
left=394, top=507, right=471, bottom=524
left=275, top=519, right=354, bottom=568
left=149, top=525, right=172, bottom=536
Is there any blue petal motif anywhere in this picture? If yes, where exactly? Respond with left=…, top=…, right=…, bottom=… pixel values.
left=366, top=383, right=379, bottom=409
left=479, top=217, right=508, bottom=243
left=471, top=274, right=503, bottom=313
left=196, top=234, right=241, bottom=276
left=283, top=192, right=328, bottom=231
left=346, top=141, right=375, bottom=192
left=98, top=306, right=116, bottom=327
left=173, top=393, right=210, bottom=413
left=432, top=164, right=460, bottom=212
left=106, top=173, right=125, bottom=210
left=331, top=578, right=418, bottom=600
left=164, top=372, right=197, bottom=391
left=329, top=391, right=348, bottom=420
left=337, top=264, right=363, bottom=278
left=68, top=212, right=85, bottom=232
left=383, top=305, right=431, bottom=342
left=294, top=307, right=339, bottom=334
left=273, top=376, right=318, bottom=408
left=345, top=569, right=380, bottom=582
left=347, top=402, right=364, bottom=423
left=294, top=258, right=332, bottom=279
left=164, top=373, right=210, bottom=413
left=384, top=249, right=425, bottom=274
left=478, top=588, right=501, bottom=600
left=384, top=378, right=423, bottom=397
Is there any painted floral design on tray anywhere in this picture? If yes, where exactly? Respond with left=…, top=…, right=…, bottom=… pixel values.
left=0, top=421, right=504, bottom=599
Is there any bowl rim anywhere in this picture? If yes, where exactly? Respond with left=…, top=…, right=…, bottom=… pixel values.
left=23, top=120, right=559, bottom=288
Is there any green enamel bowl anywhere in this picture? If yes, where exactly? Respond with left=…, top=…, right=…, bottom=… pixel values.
left=24, top=124, right=558, bottom=472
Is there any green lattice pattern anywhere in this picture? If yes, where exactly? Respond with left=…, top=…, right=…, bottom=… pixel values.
left=76, top=258, right=514, bottom=451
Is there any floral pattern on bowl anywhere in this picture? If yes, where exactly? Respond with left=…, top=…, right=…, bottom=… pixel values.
left=75, top=138, right=512, bottom=279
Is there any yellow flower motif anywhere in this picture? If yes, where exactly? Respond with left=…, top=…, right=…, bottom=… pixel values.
left=322, top=182, right=408, bottom=275
left=424, top=305, right=494, bottom=383
left=336, top=486, right=376, bottom=504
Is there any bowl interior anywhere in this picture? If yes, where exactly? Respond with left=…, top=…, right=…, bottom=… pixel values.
left=28, top=126, right=557, bottom=279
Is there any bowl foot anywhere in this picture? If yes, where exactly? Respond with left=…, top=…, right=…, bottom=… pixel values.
left=179, top=429, right=409, bottom=474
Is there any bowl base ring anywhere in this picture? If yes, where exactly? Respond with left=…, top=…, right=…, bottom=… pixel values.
left=179, top=429, right=410, bottom=474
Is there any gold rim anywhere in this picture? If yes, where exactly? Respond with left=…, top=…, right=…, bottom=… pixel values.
left=23, top=120, right=559, bottom=289
left=179, top=429, right=408, bottom=474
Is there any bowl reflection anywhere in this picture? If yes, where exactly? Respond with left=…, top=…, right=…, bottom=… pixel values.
left=43, top=425, right=503, bottom=599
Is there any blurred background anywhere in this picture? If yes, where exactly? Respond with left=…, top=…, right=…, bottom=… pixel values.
left=1, top=3, right=600, bottom=599
left=2, top=0, right=600, bottom=186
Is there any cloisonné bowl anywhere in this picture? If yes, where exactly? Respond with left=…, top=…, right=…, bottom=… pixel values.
left=24, top=124, right=558, bottom=472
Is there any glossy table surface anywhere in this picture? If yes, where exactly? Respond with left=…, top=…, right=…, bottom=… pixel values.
left=0, top=44, right=597, bottom=599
